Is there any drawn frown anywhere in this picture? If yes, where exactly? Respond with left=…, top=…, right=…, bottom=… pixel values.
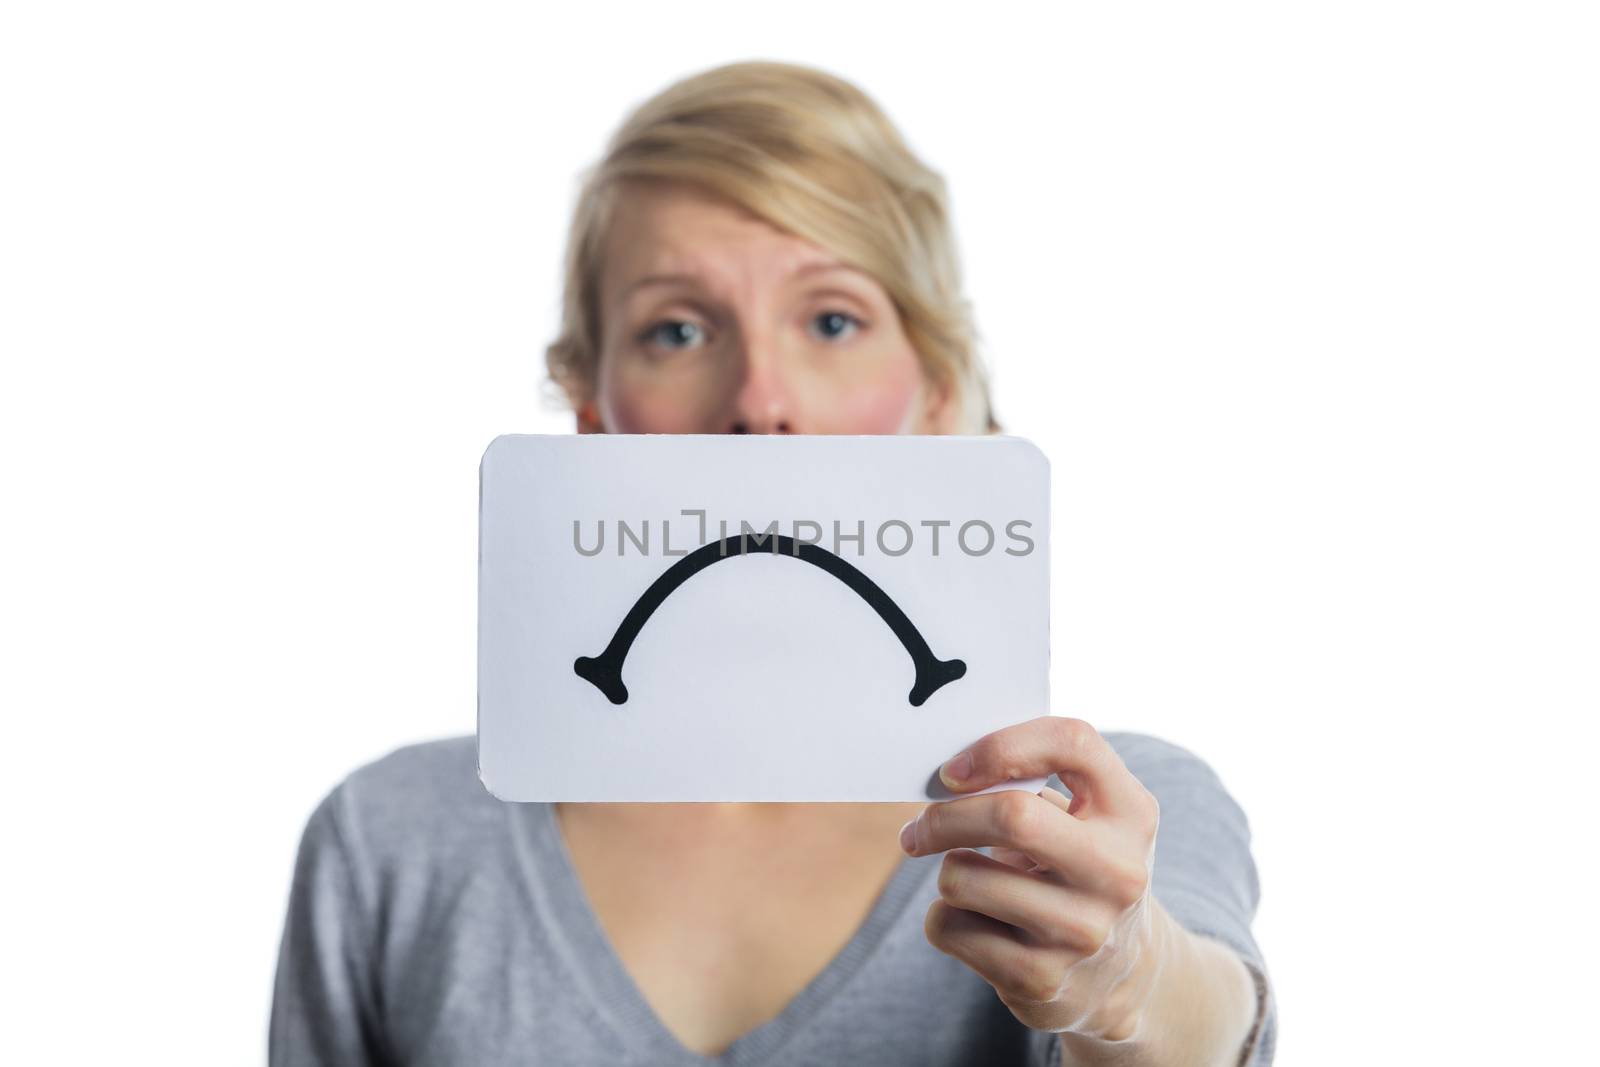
left=574, top=531, right=966, bottom=707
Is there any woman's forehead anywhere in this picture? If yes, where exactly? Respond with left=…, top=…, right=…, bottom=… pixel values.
left=601, top=186, right=866, bottom=304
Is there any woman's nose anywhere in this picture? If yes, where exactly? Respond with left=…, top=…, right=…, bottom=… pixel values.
left=726, top=344, right=795, bottom=434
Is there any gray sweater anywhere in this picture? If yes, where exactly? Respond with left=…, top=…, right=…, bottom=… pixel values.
left=270, top=733, right=1275, bottom=1066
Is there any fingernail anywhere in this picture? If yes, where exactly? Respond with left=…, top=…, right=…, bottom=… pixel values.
left=940, top=751, right=974, bottom=787
left=899, top=818, right=918, bottom=854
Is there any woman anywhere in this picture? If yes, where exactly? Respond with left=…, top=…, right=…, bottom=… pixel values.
left=271, top=61, right=1275, bottom=1066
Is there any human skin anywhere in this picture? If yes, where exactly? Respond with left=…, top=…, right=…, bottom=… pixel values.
left=558, top=179, right=1260, bottom=1065
left=582, top=178, right=953, bottom=436
left=908, top=717, right=1262, bottom=1065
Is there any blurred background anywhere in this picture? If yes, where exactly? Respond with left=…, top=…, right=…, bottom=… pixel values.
left=2, top=1, right=1596, bottom=1062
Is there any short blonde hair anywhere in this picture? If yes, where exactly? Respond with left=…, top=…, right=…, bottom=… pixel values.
left=544, top=60, right=1000, bottom=434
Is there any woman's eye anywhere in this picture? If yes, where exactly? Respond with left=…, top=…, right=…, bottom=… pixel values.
left=642, top=320, right=706, bottom=351
left=810, top=310, right=863, bottom=342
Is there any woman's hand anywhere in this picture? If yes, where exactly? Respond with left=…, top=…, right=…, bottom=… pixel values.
left=899, top=715, right=1173, bottom=1043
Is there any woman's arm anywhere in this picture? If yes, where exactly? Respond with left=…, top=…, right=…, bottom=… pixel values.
left=1057, top=898, right=1261, bottom=1067
left=270, top=784, right=389, bottom=1066
left=900, top=716, right=1273, bottom=1067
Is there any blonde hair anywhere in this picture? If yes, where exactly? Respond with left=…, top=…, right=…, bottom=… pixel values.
left=544, top=60, right=1000, bottom=434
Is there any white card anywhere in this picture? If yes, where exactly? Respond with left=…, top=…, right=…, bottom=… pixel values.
left=477, top=434, right=1050, bottom=801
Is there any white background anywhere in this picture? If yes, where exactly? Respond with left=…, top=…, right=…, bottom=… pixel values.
left=2, top=2, right=1596, bottom=1062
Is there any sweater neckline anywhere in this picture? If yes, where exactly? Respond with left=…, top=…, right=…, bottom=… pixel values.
left=510, top=800, right=935, bottom=1067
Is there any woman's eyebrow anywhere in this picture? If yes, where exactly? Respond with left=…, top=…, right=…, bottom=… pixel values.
left=790, top=261, right=867, bottom=283
left=618, top=260, right=867, bottom=303
left=619, top=272, right=702, bottom=302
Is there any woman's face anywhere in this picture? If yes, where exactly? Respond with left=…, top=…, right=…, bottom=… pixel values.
left=590, top=181, right=950, bottom=435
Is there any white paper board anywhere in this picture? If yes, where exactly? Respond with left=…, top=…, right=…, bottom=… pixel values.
left=477, top=434, right=1050, bottom=801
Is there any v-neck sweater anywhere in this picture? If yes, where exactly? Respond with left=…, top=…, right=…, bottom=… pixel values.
left=270, top=734, right=1275, bottom=1066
